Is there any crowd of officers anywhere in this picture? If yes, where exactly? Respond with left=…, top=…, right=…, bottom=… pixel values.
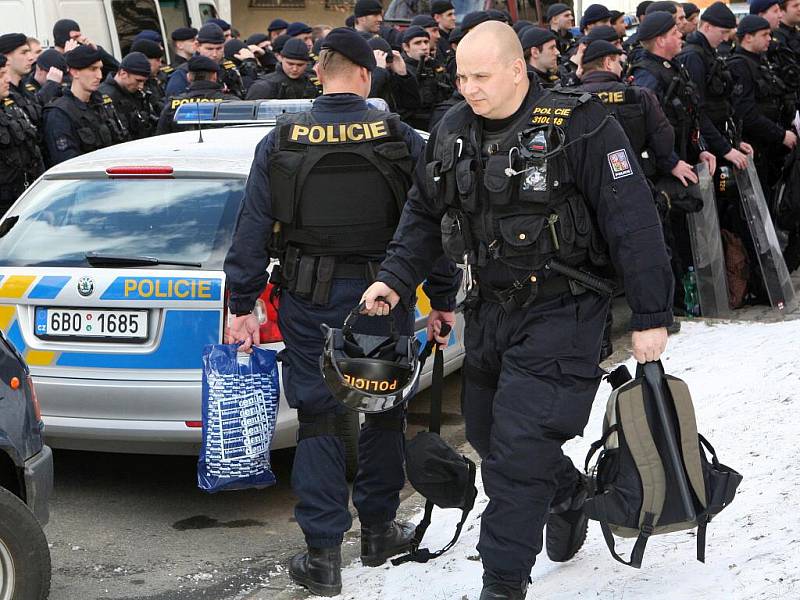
left=1, top=1, right=800, bottom=301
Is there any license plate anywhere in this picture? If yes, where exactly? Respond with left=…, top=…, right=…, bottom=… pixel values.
left=34, top=308, right=148, bottom=341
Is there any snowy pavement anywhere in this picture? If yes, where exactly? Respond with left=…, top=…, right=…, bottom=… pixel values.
left=316, top=319, right=800, bottom=600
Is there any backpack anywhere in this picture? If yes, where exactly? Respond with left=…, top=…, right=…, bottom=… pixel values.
left=583, top=361, right=742, bottom=568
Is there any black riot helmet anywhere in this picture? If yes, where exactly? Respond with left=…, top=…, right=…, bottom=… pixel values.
left=320, top=302, right=421, bottom=413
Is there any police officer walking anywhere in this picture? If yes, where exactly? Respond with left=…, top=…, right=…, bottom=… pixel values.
left=362, top=22, right=672, bottom=600
left=42, top=45, right=128, bottom=167
left=224, top=28, right=458, bottom=598
left=245, top=38, right=320, bottom=100
left=99, top=52, right=155, bottom=140
left=0, top=55, right=44, bottom=213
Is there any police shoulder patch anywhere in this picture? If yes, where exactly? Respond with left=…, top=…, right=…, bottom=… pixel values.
left=607, top=149, right=633, bottom=180
left=101, top=94, right=113, bottom=104
left=3, top=98, right=14, bottom=107
left=160, top=65, right=174, bottom=74
left=222, top=60, right=236, bottom=69
left=25, top=83, right=36, bottom=92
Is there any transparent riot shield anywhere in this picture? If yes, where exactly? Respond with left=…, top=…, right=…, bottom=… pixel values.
left=686, top=163, right=732, bottom=317
left=734, top=157, right=797, bottom=313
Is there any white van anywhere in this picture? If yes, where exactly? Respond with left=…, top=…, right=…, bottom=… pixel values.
left=0, top=0, right=230, bottom=61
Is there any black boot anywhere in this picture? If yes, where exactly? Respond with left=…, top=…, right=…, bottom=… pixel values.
left=479, top=574, right=529, bottom=600
left=360, top=520, right=415, bottom=567
left=546, top=473, right=589, bottom=563
left=288, top=545, right=342, bottom=597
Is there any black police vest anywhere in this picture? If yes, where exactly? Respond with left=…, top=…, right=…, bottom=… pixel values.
left=430, top=90, right=609, bottom=274
left=269, top=109, right=414, bottom=256
left=631, top=54, right=699, bottom=130
left=49, top=92, right=128, bottom=154
left=99, top=79, right=154, bottom=140
left=768, top=30, right=800, bottom=96
left=9, top=82, right=43, bottom=129
left=0, top=97, right=43, bottom=181
left=678, top=41, right=734, bottom=127
left=578, top=81, right=648, bottom=164
left=728, top=50, right=793, bottom=125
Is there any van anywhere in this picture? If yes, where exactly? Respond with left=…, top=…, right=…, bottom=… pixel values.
left=0, top=0, right=229, bottom=62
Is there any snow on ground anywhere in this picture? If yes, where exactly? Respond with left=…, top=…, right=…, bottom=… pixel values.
left=318, top=319, right=800, bottom=600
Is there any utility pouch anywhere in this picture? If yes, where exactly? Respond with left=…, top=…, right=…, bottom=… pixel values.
left=441, top=210, right=467, bottom=262
left=312, top=256, right=336, bottom=305
left=455, top=159, right=478, bottom=211
left=484, top=154, right=512, bottom=206
left=282, top=246, right=300, bottom=285
left=295, top=255, right=316, bottom=297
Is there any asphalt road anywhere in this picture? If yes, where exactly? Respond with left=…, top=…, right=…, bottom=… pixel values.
left=44, top=373, right=465, bottom=600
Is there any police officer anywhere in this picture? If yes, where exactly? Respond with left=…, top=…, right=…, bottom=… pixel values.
left=362, top=22, right=672, bottom=600
left=165, top=23, right=226, bottom=97
left=558, top=6, right=613, bottom=88
left=0, top=55, right=44, bottom=213
left=268, top=18, right=289, bottom=42
left=548, top=3, right=575, bottom=55
left=760, top=0, right=800, bottom=113
left=156, top=56, right=237, bottom=135
left=51, top=18, right=119, bottom=77
left=99, top=52, right=155, bottom=140
left=402, top=26, right=451, bottom=130
left=170, top=27, right=197, bottom=69
left=0, top=34, right=42, bottom=130
left=682, top=3, right=701, bottom=36
left=224, top=39, right=261, bottom=93
left=245, top=38, right=321, bottom=100
left=729, top=15, right=798, bottom=191
left=224, top=27, right=458, bottom=598
left=42, top=45, right=128, bottom=167
left=24, top=49, right=68, bottom=105
left=131, top=39, right=169, bottom=116
left=776, top=0, right=800, bottom=55
left=521, top=28, right=561, bottom=88
left=368, top=36, right=421, bottom=118
left=431, top=0, right=456, bottom=59
left=287, top=21, right=314, bottom=52
left=676, top=2, right=753, bottom=171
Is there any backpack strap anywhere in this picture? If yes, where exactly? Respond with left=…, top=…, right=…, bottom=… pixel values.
left=597, top=504, right=655, bottom=569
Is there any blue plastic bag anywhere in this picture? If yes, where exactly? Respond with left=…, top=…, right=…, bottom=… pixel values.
left=198, top=344, right=280, bottom=492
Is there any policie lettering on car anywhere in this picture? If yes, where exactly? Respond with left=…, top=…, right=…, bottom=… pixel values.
left=287, top=120, right=392, bottom=144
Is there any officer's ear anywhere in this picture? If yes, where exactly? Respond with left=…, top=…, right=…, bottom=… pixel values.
left=511, top=57, right=526, bottom=84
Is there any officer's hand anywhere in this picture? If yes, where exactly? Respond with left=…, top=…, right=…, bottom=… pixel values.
left=391, top=52, right=407, bottom=75
left=248, top=44, right=266, bottom=56
left=631, top=327, right=668, bottom=364
left=46, top=67, right=64, bottom=84
left=699, top=151, right=716, bottom=177
left=724, top=148, right=749, bottom=170
left=374, top=49, right=387, bottom=70
left=236, top=48, right=256, bottom=61
left=670, top=160, right=698, bottom=187
left=227, top=313, right=260, bottom=353
left=739, top=142, right=754, bottom=156
left=360, top=282, right=400, bottom=317
left=426, top=310, right=456, bottom=349
left=64, top=39, right=79, bottom=52
left=77, top=35, right=96, bottom=49
left=783, top=130, right=798, bottom=149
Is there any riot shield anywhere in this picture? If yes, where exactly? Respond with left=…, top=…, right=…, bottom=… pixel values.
left=686, top=163, right=732, bottom=317
left=734, top=157, right=797, bottom=313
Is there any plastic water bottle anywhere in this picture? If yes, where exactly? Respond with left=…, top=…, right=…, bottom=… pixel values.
left=683, top=267, right=700, bottom=318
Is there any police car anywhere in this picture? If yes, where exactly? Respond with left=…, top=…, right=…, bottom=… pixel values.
left=0, top=100, right=464, bottom=458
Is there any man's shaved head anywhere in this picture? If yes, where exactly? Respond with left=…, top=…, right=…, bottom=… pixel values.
left=456, top=21, right=529, bottom=119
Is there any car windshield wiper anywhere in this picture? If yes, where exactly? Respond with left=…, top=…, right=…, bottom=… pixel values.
left=84, top=252, right=201, bottom=268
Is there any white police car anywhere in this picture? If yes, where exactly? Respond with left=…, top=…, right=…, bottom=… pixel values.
left=0, top=100, right=464, bottom=457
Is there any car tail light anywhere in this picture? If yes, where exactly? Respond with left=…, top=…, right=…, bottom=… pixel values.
left=222, top=283, right=282, bottom=344
left=105, top=166, right=174, bottom=178
left=184, top=421, right=202, bottom=428
left=26, top=375, right=41, bottom=422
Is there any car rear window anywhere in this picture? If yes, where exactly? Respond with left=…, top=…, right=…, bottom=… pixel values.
left=0, top=179, right=244, bottom=269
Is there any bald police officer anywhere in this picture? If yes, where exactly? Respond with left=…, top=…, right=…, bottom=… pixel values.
left=224, top=28, right=458, bottom=597
left=362, top=21, right=672, bottom=600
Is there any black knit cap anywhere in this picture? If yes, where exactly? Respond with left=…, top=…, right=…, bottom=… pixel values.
left=520, top=27, right=556, bottom=50
left=368, top=35, right=393, bottom=58
left=65, top=44, right=102, bottom=69
left=636, top=11, right=676, bottom=40
left=207, top=18, right=231, bottom=31
left=224, top=39, right=247, bottom=60
left=287, top=22, right=312, bottom=37
left=636, top=1, right=653, bottom=17
left=646, top=1, right=677, bottom=14
left=268, top=18, right=289, bottom=32
left=701, top=2, right=736, bottom=29
left=322, top=27, right=377, bottom=71
left=547, top=3, right=571, bottom=20
left=581, top=4, right=612, bottom=29
left=246, top=33, right=269, bottom=46
left=37, top=48, right=67, bottom=72
left=131, top=39, right=162, bottom=59
left=430, top=0, right=454, bottom=15
left=513, top=20, right=534, bottom=34
left=402, top=26, right=430, bottom=44
left=750, top=0, right=781, bottom=14
left=120, top=52, right=152, bottom=77
left=0, top=33, right=27, bottom=55
left=682, top=2, right=700, bottom=18
left=197, top=23, right=225, bottom=44
left=272, top=34, right=290, bottom=54
left=188, top=55, right=219, bottom=73
left=585, top=25, right=621, bottom=43
left=583, top=39, right=623, bottom=64
left=354, top=0, right=383, bottom=17
left=411, top=14, right=437, bottom=29
left=171, top=27, right=197, bottom=41
left=53, top=19, right=80, bottom=47
left=281, top=38, right=310, bottom=61
left=737, top=14, right=771, bottom=36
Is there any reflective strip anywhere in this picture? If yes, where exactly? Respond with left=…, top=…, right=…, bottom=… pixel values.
left=0, top=305, right=15, bottom=331
left=0, top=275, right=36, bottom=298
left=28, top=276, right=71, bottom=300
left=26, top=350, right=59, bottom=366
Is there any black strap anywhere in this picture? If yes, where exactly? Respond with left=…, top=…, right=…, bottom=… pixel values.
left=584, top=424, right=618, bottom=473
left=597, top=505, right=654, bottom=569
left=696, top=514, right=708, bottom=563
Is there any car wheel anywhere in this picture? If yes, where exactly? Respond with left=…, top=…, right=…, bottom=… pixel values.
left=0, top=486, right=51, bottom=600
left=336, top=412, right=360, bottom=482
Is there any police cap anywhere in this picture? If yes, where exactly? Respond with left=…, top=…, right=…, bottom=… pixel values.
left=131, top=39, right=162, bottom=59
left=609, top=10, right=624, bottom=23
left=750, top=0, right=781, bottom=14
left=636, top=11, right=676, bottom=40
left=188, top=54, right=219, bottom=73
left=287, top=22, right=313, bottom=37
left=246, top=33, right=269, bottom=46
left=521, top=27, right=557, bottom=50
left=207, top=18, right=231, bottom=32
left=197, top=23, right=225, bottom=45
left=411, top=14, right=437, bottom=29
left=701, top=2, right=736, bottom=29
left=486, top=9, right=510, bottom=22
left=582, top=39, right=623, bottom=64
left=581, top=4, right=612, bottom=29
left=322, top=27, right=377, bottom=71
left=646, top=1, right=678, bottom=15
left=273, top=34, right=291, bottom=54
left=0, top=33, right=28, bottom=55
left=65, top=44, right=102, bottom=69
left=636, top=1, right=653, bottom=18
left=0, top=55, right=6, bottom=69
left=268, top=18, right=289, bottom=32
left=585, top=24, right=621, bottom=43
left=449, top=27, right=465, bottom=44
left=281, top=37, right=311, bottom=61
left=430, top=0, right=454, bottom=15
left=682, top=3, right=700, bottom=18
left=513, top=20, right=534, bottom=35
left=53, top=19, right=80, bottom=47
left=547, top=3, right=571, bottom=20
left=134, top=29, right=163, bottom=45
left=224, top=39, right=247, bottom=60
left=737, top=14, right=771, bottom=35
left=119, top=52, right=152, bottom=77
left=368, top=35, right=392, bottom=54
left=171, top=27, right=198, bottom=41
left=354, top=0, right=383, bottom=17
left=37, top=48, right=67, bottom=72
left=402, top=26, right=430, bottom=44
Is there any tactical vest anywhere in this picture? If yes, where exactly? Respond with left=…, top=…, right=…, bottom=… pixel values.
left=0, top=97, right=43, bottom=201
left=269, top=109, right=414, bottom=257
left=220, top=60, right=245, bottom=98
left=430, top=90, right=609, bottom=277
left=768, top=32, right=800, bottom=97
left=100, top=80, right=154, bottom=140
left=678, top=41, right=734, bottom=127
left=728, top=50, right=794, bottom=126
left=49, top=92, right=128, bottom=154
